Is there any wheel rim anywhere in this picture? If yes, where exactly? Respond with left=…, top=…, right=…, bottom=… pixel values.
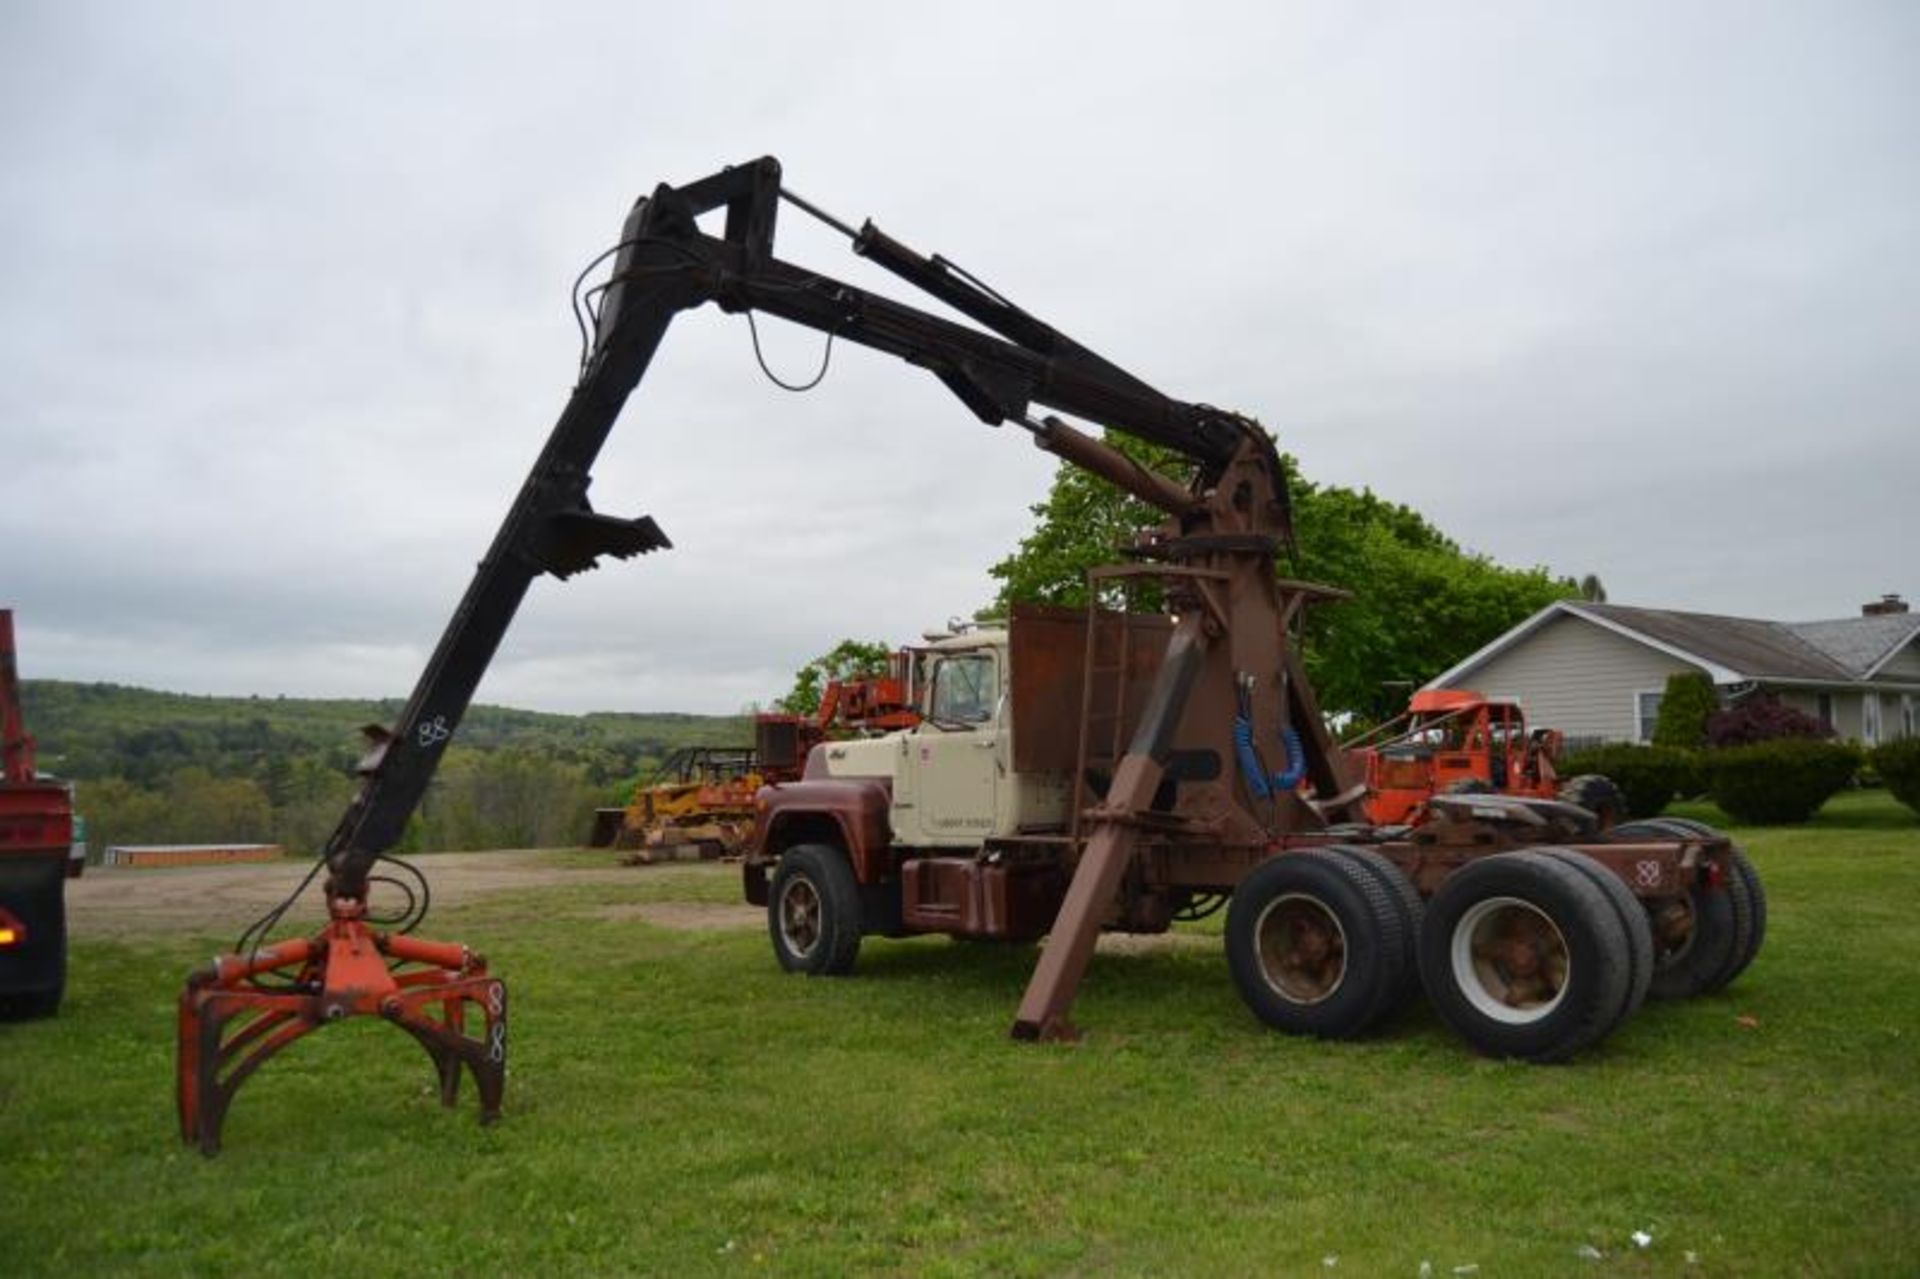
left=1451, top=895, right=1570, bottom=1024
left=1253, top=892, right=1347, bottom=1005
left=778, top=876, right=822, bottom=957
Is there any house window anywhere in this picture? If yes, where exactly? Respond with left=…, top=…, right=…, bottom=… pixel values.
left=1862, top=693, right=1881, bottom=745
left=1817, top=693, right=1833, bottom=729
left=1904, top=695, right=1916, bottom=740
left=1635, top=690, right=1662, bottom=743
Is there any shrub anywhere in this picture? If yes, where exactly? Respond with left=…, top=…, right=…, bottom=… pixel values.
left=1673, top=748, right=1712, bottom=800
left=1652, top=672, right=1718, bottom=749
left=1870, top=737, right=1920, bottom=817
left=1556, top=743, right=1688, bottom=819
left=1707, top=739, right=1860, bottom=824
left=1706, top=694, right=1832, bottom=747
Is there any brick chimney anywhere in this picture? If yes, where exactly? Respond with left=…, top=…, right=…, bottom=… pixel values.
left=1862, top=593, right=1909, bottom=616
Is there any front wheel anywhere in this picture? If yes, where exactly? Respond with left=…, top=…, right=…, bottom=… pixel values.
left=768, top=844, right=862, bottom=975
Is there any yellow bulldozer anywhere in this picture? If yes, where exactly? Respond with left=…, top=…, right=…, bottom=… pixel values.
left=592, top=746, right=764, bottom=863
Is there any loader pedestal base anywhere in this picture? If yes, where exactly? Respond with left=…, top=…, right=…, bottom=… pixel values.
left=177, top=898, right=507, bottom=1155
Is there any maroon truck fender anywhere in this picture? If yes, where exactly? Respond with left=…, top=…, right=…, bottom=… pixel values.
left=746, top=777, right=893, bottom=899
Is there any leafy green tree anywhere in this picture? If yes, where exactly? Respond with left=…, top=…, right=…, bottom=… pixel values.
left=73, top=777, right=169, bottom=853
left=73, top=770, right=273, bottom=849
left=779, top=640, right=896, bottom=716
left=161, top=768, right=274, bottom=843
left=1652, top=671, right=1718, bottom=749
left=418, top=746, right=597, bottom=851
left=985, top=430, right=1577, bottom=720
left=1283, top=477, right=1575, bottom=719
left=987, top=434, right=1187, bottom=608
left=270, top=757, right=356, bottom=855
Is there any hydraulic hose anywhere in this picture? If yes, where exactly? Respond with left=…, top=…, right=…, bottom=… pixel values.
left=1234, top=676, right=1309, bottom=799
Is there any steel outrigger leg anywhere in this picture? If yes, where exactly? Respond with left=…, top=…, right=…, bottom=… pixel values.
left=176, top=897, right=506, bottom=1155
left=1011, top=618, right=1211, bottom=1042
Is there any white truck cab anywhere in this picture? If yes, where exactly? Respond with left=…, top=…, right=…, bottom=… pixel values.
left=808, top=626, right=1070, bottom=847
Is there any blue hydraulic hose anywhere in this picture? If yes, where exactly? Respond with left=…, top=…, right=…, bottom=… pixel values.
left=1234, top=715, right=1269, bottom=798
left=1273, top=726, right=1306, bottom=789
left=1235, top=720, right=1307, bottom=798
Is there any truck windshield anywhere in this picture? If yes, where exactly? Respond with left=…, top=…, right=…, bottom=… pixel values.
left=929, top=654, right=997, bottom=725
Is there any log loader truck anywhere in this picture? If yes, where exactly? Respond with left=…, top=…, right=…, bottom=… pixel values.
left=178, top=158, right=1764, bottom=1154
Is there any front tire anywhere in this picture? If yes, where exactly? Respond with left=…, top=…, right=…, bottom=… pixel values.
left=768, top=844, right=862, bottom=975
left=1225, top=850, right=1408, bottom=1039
left=1419, top=851, right=1634, bottom=1061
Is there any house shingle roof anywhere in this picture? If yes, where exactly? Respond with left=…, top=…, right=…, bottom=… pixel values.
left=1572, top=602, right=1920, bottom=681
left=1783, top=614, right=1920, bottom=677
left=1574, top=603, right=1853, bottom=680
left=1428, top=598, right=1920, bottom=692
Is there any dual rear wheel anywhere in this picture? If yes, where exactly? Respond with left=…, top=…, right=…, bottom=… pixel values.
left=1224, top=846, right=1423, bottom=1041
left=1611, top=817, right=1765, bottom=998
left=1417, top=849, right=1651, bottom=1061
left=1226, top=846, right=1654, bottom=1061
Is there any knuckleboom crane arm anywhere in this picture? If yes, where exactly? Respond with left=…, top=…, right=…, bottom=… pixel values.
left=320, top=155, right=1285, bottom=901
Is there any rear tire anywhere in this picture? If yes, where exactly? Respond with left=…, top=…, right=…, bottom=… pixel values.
left=1633, top=817, right=1767, bottom=983
left=0, top=889, right=66, bottom=1022
left=4, top=986, right=63, bottom=1020
left=1419, top=851, right=1633, bottom=1062
left=1321, top=844, right=1424, bottom=1014
left=1225, top=850, right=1407, bottom=1039
left=768, top=844, right=862, bottom=975
left=1614, top=818, right=1754, bottom=998
left=1724, top=850, right=1766, bottom=983
left=1535, top=848, right=1653, bottom=1019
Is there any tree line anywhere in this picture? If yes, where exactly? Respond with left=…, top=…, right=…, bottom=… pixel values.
left=24, top=681, right=749, bottom=857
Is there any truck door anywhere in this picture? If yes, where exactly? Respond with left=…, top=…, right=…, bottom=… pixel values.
left=909, top=651, right=1001, bottom=844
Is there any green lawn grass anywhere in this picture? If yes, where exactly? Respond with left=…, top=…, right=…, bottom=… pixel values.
left=2, top=793, right=1916, bottom=1276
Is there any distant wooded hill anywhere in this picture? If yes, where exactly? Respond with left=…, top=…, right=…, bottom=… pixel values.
left=21, top=680, right=749, bottom=786
left=20, top=680, right=750, bottom=857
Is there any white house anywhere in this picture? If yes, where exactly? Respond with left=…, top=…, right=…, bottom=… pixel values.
left=1423, top=595, right=1920, bottom=745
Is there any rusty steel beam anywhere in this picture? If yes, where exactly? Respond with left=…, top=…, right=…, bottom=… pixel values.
left=1011, top=617, right=1211, bottom=1041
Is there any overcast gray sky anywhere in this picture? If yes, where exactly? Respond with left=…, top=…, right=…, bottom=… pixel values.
left=3, top=2, right=1915, bottom=714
